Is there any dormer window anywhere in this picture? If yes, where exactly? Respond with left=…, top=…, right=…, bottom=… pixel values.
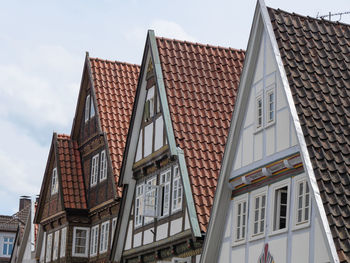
left=51, top=168, right=58, bottom=195
left=85, top=94, right=95, bottom=122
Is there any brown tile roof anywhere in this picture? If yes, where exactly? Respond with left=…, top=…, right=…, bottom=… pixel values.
left=89, top=58, right=140, bottom=197
left=56, top=134, right=87, bottom=209
left=156, top=37, right=245, bottom=232
left=268, top=8, right=350, bottom=262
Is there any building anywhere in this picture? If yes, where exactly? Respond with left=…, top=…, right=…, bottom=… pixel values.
left=201, top=1, right=350, bottom=263
left=34, top=54, right=140, bottom=262
left=110, top=30, right=245, bottom=263
left=0, top=197, right=31, bottom=263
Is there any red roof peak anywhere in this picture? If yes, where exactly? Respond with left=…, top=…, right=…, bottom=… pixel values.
left=89, top=56, right=140, bottom=69
left=57, top=133, right=70, bottom=140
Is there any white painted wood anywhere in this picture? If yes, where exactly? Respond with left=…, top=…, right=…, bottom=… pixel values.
left=144, top=123, right=153, bottom=157
left=269, top=236, right=287, bottom=262
left=156, top=223, right=168, bottom=241
left=218, top=239, right=231, bottom=263
left=223, top=201, right=233, bottom=239
left=229, top=245, right=245, bottom=263
left=291, top=230, right=309, bottom=263
left=291, top=123, right=298, bottom=146
left=233, top=139, right=242, bottom=170
left=276, top=109, right=290, bottom=152
left=170, top=218, right=182, bottom=236
left=136, top=130, right=142, bottom=162
left=254, top=130, right=263, bottom=161
left=143, top=227, right=154, bottom=245
left=242, top=125, right=254, bottom=166
left=196, top=254, right=201, bottom=263
left=248, top=241, right=264, bottom=263
left=244, top=92, right=254, bottom=128
left=276, top=77, right=287, bottom=111
left=184, top=210, right=190, bottom=230
left=314, top=216, right=331, bottom=263
left=265, top=125, right=275, bottom=156
left=154, top=116, right=164, bottom=151
left=133, top=232, right=142, bottom=248
left=124, top=221, right=133, bottom=250
left=265, top=35, right=277, bottom=75
left=253, top=34, right=264, bottom=83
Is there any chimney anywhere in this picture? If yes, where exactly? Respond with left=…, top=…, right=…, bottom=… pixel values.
left=19, top=196, right=31, bottom=211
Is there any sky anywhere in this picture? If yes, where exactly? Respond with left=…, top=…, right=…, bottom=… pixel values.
left=0, top=0, right=349, bottom=215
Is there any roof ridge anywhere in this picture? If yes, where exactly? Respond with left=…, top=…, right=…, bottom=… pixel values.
left=267, top=6, right=350, bottom=28
left=155, top=36, right=245, bottom=53
left=57, top=133, right=71, bottom=140
left=89, top=57, right=140, bottom=68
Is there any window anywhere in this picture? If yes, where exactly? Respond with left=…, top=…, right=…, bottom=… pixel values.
left=52, top=230, right=59, bottom=260
left=233, top=196, right=248, bottom=242
left=160, top=169, right=171, bottom=217
left=90, top=97, right=95, bottom=118
left=100, top=150, right=107, bottom=181
left=256, top=95, right=263, bottom=129
left=72, top=227, right=89, bottom=257
left=295, top=179, right=311, bottom=225
left=272, top=181, right=290, bottom=232
left=46, top=233, right=52, bottom=262
left=266, top=89, right=275, bottom=123
left=172, top=166, right=183, bottom=213
left=2, top=237, right=14, bottom=256
left=51, top=168, right=58, bottom=195
left=85, top=95, right=90, bottom=122
left=144, top=86, right=155, bottom=121
left=144, top=176, right=158, bottom=224
left=134, top=184, right=144, bottom=227
left=60, top=227, right=66, bottom=258
left=100, top=221, right=110, bottom=253
left=252, top=193, right=266, bottom=236
left=91, top=154, right=99, bottom=186
left=111, top=217, right=117, bottom=248
left=90, top=225, right=99, bottom=256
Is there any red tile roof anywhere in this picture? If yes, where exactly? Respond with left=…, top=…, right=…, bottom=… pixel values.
left=56, top=134, right=87, bottom=209
left=89, top=58, right=140, bottom=197
left=268, top=8, right=350, bottom=262
left=156, top=37, right=245, bottom=232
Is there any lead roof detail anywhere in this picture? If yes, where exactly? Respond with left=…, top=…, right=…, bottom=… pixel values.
left=89, top=58, right=140, bottom=197
left=268, top=8, right=350, bottom=262
left=156, top=37, right=245, bottom=232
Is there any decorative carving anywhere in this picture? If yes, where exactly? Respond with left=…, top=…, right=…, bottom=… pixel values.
left=258, top=243, right=275, bottom=263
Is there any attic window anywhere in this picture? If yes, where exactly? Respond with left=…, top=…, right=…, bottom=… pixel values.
left=51, top=168, right=58, bottom=195
left=85, top=95, right=90, bottom=122
left=256, top=95, right=263, bottom=130
left=144, top=86, right=155, bottom=121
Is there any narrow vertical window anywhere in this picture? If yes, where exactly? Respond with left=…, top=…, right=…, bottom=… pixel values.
left=60, top=227, right=66, bottom=258
left=51, top=168, right=58, bottom=195
left=235, top=199, right=247, bottom=241
left=52, top=230, right=59, bottom=260
left=100, top=221, right=110, bottom=253
left=172, top=166, right=183, bottom=213
left=296, top=179, right=311, bottom=225
left=273, top=186, right=289, bottom=231
left=46, top=233, right=52, bottom=262
left=91, top=154, right=99, bottom=186
left=160, top=169, right=171, bottom=217
left=134, top=183, right=144, bottom=227
left=85, top=94, right=90, bottom=122
left=256, top=95, right=263, bottom=129
left=90, top=225, right=99, bottom=256
left=111, top=217, right=117, bottom=248
left=252, top=194, right=266, bottom=235
left=90, top=96, right=95, bottom=118
left=266, top=89, right=275, bottom=123
left=99, top=150, right=107, bottom=181
left=144, top=176, right=158, bottom=223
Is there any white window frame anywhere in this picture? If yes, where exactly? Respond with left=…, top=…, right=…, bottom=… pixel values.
left=2, top=236, right=14, bottom=257
left=134, top=183, right=144, bottom=228
left=99, top=150, right=108, bottom=181
left=232, top=193, right=248, bottom=246
left=160, top=169, right=171, bottom=217
left=100, top=221, right=110, bottom=253
left=72, top=227, right=89, bottom=257
left=111, top=217, right=117, bottom=248
left=60, top=227, right=66, bottom=258
left=172, top=165, right=183, bottom=213
left=294, top=175, right=311, bottom=229
left=46, top=233, right=53, bottom=262
left=51, top=168, right=58, bottom=195
left=91, top=154, right=99, bottom=187
left=52, top=230, right=59, bottom=260
left=85, top=94, right=90, bottom=122
left=270, top=178, right=291, bottom=235
left=255, top=93, right=263, bottom=131
left=144, top=176, right=158, bottom=223
left=265, top=85, right=276, bottom=126
left=250, top=187, right=267, bottom=240
left=90, top=225, right=99, bottom=257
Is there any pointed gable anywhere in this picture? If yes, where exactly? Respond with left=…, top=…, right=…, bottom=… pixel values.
left=268, top=8, right=350, bottom=262
left=56, top=134, right=87, bottom=209
left=156, top=37, right=245, bottom=231
left=89, top=58, right=140, bottom=196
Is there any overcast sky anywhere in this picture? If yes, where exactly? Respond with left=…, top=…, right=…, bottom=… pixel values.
left=0, top=0, right=349, bottom=215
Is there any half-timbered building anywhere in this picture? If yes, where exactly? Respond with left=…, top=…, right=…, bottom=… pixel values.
left=201, top=1, right=350, bottom=262
left=110, top=30, right=245, bottom=263
left=34, top=54, right=140, bottom=262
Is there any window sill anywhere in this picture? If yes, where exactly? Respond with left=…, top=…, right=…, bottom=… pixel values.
left=269, top=227, right=288, bottom=237
left=249, top=233, right=265, bottom=242
left=292, top=221, right=310, bottom=231
left=232, top=239, right=246, bottom=247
